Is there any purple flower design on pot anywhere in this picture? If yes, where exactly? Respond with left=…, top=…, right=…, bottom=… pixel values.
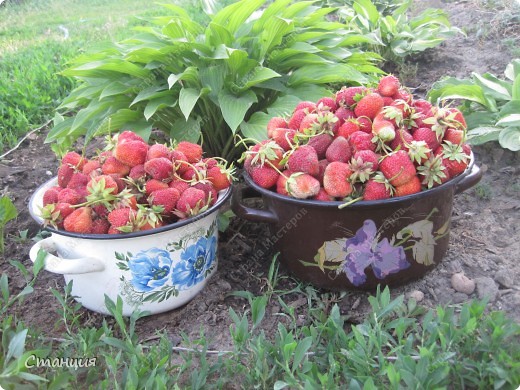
left=128, top=248, right=172, bottom=292
left=171, top=236, right=217, bottom=290
left=342, top=220, right=409, bottom=286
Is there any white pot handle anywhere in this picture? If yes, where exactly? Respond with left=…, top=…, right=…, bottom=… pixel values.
left=29, top=237, right=105, bottom=275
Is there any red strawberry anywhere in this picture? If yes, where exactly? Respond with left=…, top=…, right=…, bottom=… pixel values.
left=207, top=165, right=233, bottom=191
left=438, top=142, right=469, bottom=177
left=313, top=188, right=335, bottom=201
left=337, top=119, right=360, bottom=139
left=192, top=182, right=217, bottom=206
left=66, top=172, right=89, bottom=190
left=377, top=75, right=400, bottom=97
left=326, top=136, right=351, bottom=163
left=176, top=141, right=203, bottom=163
left=446, top=107, right=467, bottom=129
left=392, top=88, right=413, bottom=104
left=276, top=170, right=293, bottom=196
left=145, top=179, right=169, bottom=196
left=57, top=164, right=75, bottom=188
left=336, top=86, right=365, bottom=108
left=390, top=128, right=413, bottom=151
left=244, top=140, right=284, bottom=170
left=363, top=174, right=393, bottom=201
left=407, top=140, right=431, bottom=165
left=413, top=127, right=440, bottom=151
left=176, top=187, right=207, bottom=215
left=171, top=150, right=190, bottom=174
left=354, top=93, right=384, bottom=120
left=417, top=155, right=449, bottom=188
left=413, top=99, right=433, bottom=116
left=356, top=117, right=372, bottom=133
left=203, top=158, right=218, bottom=169
left=114, top=139, right=148, bottom=167
left=316, top=97, right=337, bottom=112
left=288, top=109, right=308, bottom=130
left=82, top=159, right=101, bottom=176
left=144, top=157, right=173, bottom=180
left=55, top=202, right=74, bottom=219
left=323, top=162, right=353, bottom=198
left=317, top=159, right=329, bottom=183
left=294, top=101, right=316, bottom=113
left=444, top=128, right=465, bottom=145
left=91, top=218, right=110, bottom=234
left=149, top=188, right=180, bottom=215
left=382, top=96, right=394, bottom=106
left=307, top=133, right=334, bottom=159
left=349, top=131, right=376, bottom=153
left=102, top=156, right=130, bottom=177
left=271, top=127, right=297, bottom=151
left=63, top=206, right=93, bottom=233
left=299, top=113, right=319, bottom=132
left=169, top=179, right=190, bottom=194
left=249, top=165, right=279, bottom=189
left=285, top=173, right=320, bottom=199
left=287, top=145, right=320, bottom=176
left=117, top=130, right=145, bottom=144
left=147, top=143, right=171, bottom=161
left=43, top=186, right=60, bottom=206
left=334, top=106, right=355, bottom=125
left=62, top=151, right=86, bottom=170
left=58, top=188, right=81, bottom=205
left=129, top=164, right=147, bottom=181
left=267, top=116, right=288, bottom=138
left=380, top=150, right=417, bottom=187
left=350, top=150, right=379, bottom=183
left=394, top=176, right=421, bottom=197
left=372, top=119, right=396, bottom=142
left=107, top=208, right=135, bottom=229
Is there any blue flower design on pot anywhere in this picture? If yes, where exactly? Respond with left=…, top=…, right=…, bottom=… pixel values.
left=171, top=236, right=217, bottom=290
left=127, top=248, right=172, bottom=292
left=343, top=220, right=410, bottom=286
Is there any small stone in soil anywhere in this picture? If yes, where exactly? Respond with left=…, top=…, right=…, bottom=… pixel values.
left=494, top=269, right=514, bottom=289
left=451, top=272, right=476, bottom=295
left=475, top=277, right=500, bottom=302
left=407, top=290, right=424, bottom=302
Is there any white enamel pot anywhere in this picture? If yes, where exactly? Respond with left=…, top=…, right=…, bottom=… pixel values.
left=28, top=178, right=231, bottom=317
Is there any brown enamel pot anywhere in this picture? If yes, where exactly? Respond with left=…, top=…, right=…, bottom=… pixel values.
left=232, top=156, right=482, bottom=291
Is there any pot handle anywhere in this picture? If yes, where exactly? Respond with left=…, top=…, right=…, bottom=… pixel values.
left=455, top=163, right=483, bottom=194
left=29, top=237, right=105, bottom=275
left=231, top=185, right=278, bottom=224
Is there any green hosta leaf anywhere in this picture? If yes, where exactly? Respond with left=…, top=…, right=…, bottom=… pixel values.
left=467, top=126, right=501, bottom=145
left=144, top=96, right=177, bottom=120
left=513, top=74, right=520, bottom=100
left=199, top=64, right=226, bottom=102
left=241, top=111, right=270, bottom=140
left=227, top=49, right=257, bottom=78
left=288, top=63, right=368, bottom=86
left=464, top=111, right=498, bottom=129
left=429, top=84, right=496, bottom=111
left=100, top=81, right=132, bottom=100
left=251, top=0, right=293, bottom=34
left=201, top=0, right=220, bottom=15
left=131, top=86, right=170, bottom=106
left=236, top=67, right=281, bottom=91
left=504, top=59, right=520, bottom=81
left=473, top=72, right=511, bottom=101
left=207, top=22, right=233, bottom=47
left=0, top=196, right=18, bottom=225
left=496, top=100, right=520, bottom=127
left=286, top=84, right=332, bottom=102
left=70, top=101, right=112, bottom=132
left=179, top=88, right=201, bottom=120
left=257, top=16, right=294, bottom=59
left=353, top=0, right=380, bottom=28
left=218, top=89, right=258, bottom=133
left=46, top=116, right=75, bottom=142
left=89, top=109, right=141, bottom=136
left=169, top=117, right=202, bottom=143
left=498, top=126, right=520, bottom=151
left=266, top=94, right=301, bottom=117
left=123, top=120, right=153, bottom=141
left=212, top=0, right=266, bottom=35
left=6, top=329, right=28, bottom=363
left=64, top=60, right=150, bottom=79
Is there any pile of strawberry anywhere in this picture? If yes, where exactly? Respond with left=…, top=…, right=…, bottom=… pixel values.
left=40, top=131, right=234, bottom=234
left=241, top=75, right=471, bottom=203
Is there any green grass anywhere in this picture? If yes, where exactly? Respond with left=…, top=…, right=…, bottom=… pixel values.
left=0, top=0, right=205, bottom=154
left=1, top=255, right=519, bottom=388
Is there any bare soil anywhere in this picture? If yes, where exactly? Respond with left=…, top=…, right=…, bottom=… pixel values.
left=1, top=0, right=519, bottom=352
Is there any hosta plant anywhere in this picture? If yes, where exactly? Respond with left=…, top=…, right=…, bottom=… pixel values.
left=427, top=59, right=520, bottom=151
left=337, top=0, right=462, bottom=66
left=47, top=0, right=382, bottom=162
